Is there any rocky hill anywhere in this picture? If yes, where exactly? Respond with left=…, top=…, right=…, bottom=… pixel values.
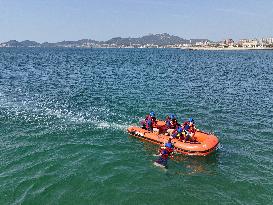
left=0, top=33, right=210, bottom=48
left=105, top=33, right=190, bottom=46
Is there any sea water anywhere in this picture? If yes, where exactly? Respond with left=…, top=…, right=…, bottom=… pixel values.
left=0, top=48, right=273, bottom=204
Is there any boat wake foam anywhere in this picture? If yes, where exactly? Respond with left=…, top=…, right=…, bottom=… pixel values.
left=0, top=92, right=130, bottom=132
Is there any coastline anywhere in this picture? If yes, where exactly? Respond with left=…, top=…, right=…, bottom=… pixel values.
left=186, top=47, right=273, bottom=51
left=1, top=46, right=273, bottom=50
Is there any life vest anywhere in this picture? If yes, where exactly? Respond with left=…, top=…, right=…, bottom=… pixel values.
left=189, top=126, right=196, bottom=133
left=146, top=119, right=152, bottom=129
left=151, top=116, right=157, bottom=126
left=171, top=130, right=179, bottom=138
left=178, top=130, right=187, bottom=141
left=160, top=149, right=169, bottom=159
left=184, top=124, right=190, bottom=131
left=165, top=118, right=171, bottom=128
left=166, top=147, right=174, bottom=154
left=145, top=115, right=150, bottom=121
left=183, top=121, right=196, bottom=133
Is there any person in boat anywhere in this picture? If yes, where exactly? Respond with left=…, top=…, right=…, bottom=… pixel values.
left=148, top=111, right=158, bottom=132
left=164, top=115, right=171, bottom=134
left=183, top=118, right=197, bottom=142
left=140, top=111, right=157, bottom=130
left=180, top=129, right=187, bottom=142
left=171, top=126, right=183, bottom=139
left=140, top=115, right=149, bottom=129
left=170, top=114, right=179, bottom=129
left=171, top=126, right=188, bottom=141
left=165, top=115, right=171, bottom=128
left=149, top=111, right=157, bottom=126
left=146, top=118, right=153, bottom=132
left=166, top=114, right=180, bottom=135
left=182, top=118, right=196, bottom=130
left=189, top=118, right=197, bottom=132
left=183, top=131, right=195, bottom=142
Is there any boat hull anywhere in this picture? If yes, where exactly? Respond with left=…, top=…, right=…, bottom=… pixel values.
left=127, top=122, right=219, bottom=156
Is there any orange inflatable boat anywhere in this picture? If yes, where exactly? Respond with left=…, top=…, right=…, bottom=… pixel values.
left=127, top=121, right=219, bottom=156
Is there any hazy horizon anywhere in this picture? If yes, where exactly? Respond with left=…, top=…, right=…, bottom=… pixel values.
left=1, top=0, right=273, bottom=43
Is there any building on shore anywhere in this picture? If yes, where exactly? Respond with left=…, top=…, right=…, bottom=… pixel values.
left=223, top=39, right=235, bottom=47
left=238, top=39, right=260, bottom=48
left=260, top=38, right=273, bottom=45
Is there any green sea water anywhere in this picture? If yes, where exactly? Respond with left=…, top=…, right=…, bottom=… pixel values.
left=0, top=48, right=273, bottom=204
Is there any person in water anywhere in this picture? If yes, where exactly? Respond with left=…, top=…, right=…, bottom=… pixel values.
left=164, top=138, right=174, bottom=154
left=155, top=140, right=173, bottom=168
left=155, top=148, right=169, bottom=168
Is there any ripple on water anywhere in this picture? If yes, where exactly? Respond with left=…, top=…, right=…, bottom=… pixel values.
left=1, top=48, right=273, bottom=204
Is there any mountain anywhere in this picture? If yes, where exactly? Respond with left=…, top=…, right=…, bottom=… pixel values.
left=20, top=40, right=40, bottom=47
left=0, top=40, right=20, bottom=47
left=0, top=39, right=100, bottom=48
left=0, top=33, right=212, bottom=48
left=105, top=33, right=190, bottom=46
left=0, top=40, right=40, bottom=47
left=43, top=39, right=100, bottom=47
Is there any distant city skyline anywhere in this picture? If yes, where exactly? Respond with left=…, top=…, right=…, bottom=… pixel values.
left=0, top=0, right=273, bottom=43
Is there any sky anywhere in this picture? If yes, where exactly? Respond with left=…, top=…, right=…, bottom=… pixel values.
left=0, top=0, right=273, bottom=43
